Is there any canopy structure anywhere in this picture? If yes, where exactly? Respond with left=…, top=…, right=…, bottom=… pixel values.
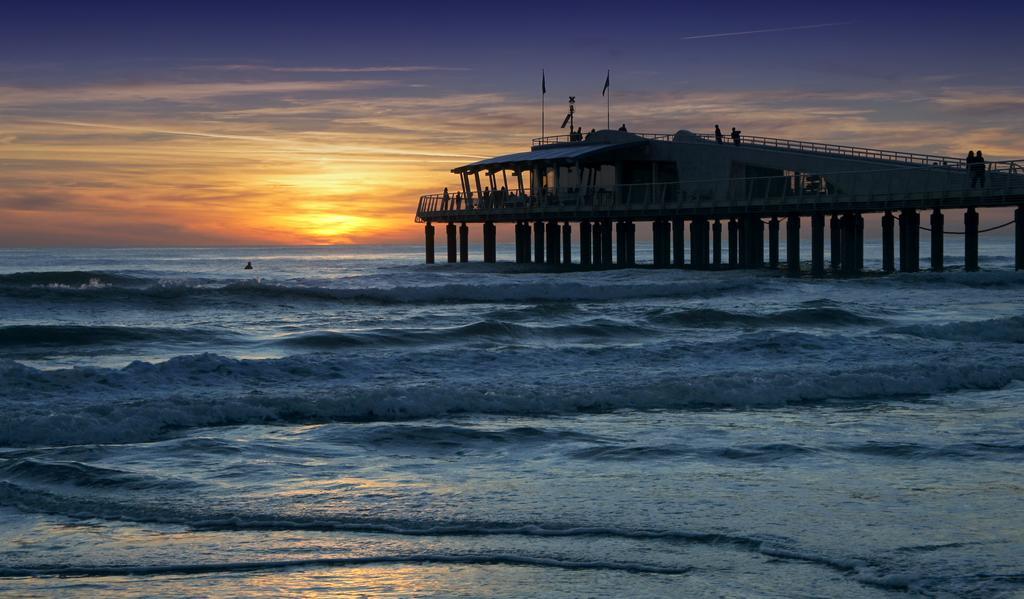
left=452, top=142, right=641, bottom=174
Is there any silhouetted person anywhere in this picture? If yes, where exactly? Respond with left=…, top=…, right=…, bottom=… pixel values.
left=974, top=150, right=986, bottom=188
left=731, top=127, right=742, bottom=146
left=442, top=187, right=450, bottom=209
left=244, top=261, right=253, bottom=270
left=618, top=123, right=628, bottom=132
left=455, top=191, right=462, bottom=210
left=714, top=124, right=723, bottom=144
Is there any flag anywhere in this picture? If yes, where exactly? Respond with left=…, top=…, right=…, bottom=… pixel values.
left=542, top=70, right=546, bottom=95
left=602, top=71, right=609, bottom=96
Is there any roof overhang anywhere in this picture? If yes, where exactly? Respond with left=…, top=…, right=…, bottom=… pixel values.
left=452, top=142, right=643, bottom=174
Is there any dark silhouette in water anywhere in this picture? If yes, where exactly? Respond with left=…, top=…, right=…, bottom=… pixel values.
left=244, top=261, right=253, bottom=270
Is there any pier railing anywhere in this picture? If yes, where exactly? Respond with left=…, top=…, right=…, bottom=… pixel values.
left=531, top=131, right=967, bottom=167
left=417, top=160, right=1024, bottom=222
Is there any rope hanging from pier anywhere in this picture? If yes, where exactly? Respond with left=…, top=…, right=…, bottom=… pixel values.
left=893, top=214, right=1016, bottom=235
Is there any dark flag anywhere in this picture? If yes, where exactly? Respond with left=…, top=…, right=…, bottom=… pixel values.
left=602, top=71, right=610, bottom=96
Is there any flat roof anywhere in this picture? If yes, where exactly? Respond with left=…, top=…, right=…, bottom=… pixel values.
left=452, top=142, right=638, bottom=173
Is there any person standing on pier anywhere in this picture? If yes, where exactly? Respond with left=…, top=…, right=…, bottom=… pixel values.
left=715, top=124, right=723, bottom=144
left=975, top=150, right=986, bottom=188
left=731, top=127, right=742, bottom=145
left=442, top=187, right=450, bottom=210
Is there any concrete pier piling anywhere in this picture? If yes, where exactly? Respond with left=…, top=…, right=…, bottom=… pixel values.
left=811, top=214, right=825, bottom=277
left=899, top=209, right=919, bottom=273
left=619, top=221, right=630, bottom=266
left=562, top=223, right=572, bottom=265
left=965, top=207, right=979, bottom=272
left=446, top=223, right=457, bottom=263
left=601, top=219, right=613, bottom=265
left=459, top=223, right=469, bottom=263
left=672, top=218, right=685, bottom=267
left=712, top=220, right=722, bottom=267
left=728, top=219, right=738, bottom=267
left=592, top=221, right=603, bottom=266
left=483, top=221, right=496, bottom=263
left=425, top=222, right=435, bottom=264
left=787, top=216, right=800, bottom=274
left=534, top=221, right=545, bottom=264
left=830, top=215, right=842, bottom=272
left=546, top=221, right=560, bottom=265
left=855, top=214, right=864, bottom=271
left=580, top=221, right=592, bottom=266
left=768, top=217, right=779, bottom=268
left=882, top=211, right=895, bottom=273
left=627, top=221, right=636, bottom=265
left=930, top=209, right=943, bottom=272
left=1016, top=207, right=1024, bottom=271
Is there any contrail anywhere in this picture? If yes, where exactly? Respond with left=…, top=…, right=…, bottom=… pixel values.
left=682, top=22, right=853, bottom=40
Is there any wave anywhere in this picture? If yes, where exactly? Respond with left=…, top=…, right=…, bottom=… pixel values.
left=648, top=306, right=879, bottom=328
left=0, top=272, right=757, bottom=305
left=2, top=349, right=1023, bottom=447
left=0, top=458, right=183, bottom=491
left=275, top=319, right=656, bottom=349
left=569, top=443, right=816, bottom=462
left=885, top=315, right=1024, bottom=343
left=0, top=270, right=144, bottom=288
left=0, top=324, right=234, bottom=348
left=0, top=553, right=691, bottom=577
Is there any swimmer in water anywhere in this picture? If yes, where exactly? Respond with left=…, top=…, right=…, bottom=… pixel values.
left=244, top=261, right=253, bottom=270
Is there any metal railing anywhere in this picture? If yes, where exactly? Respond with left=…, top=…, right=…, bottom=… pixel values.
left=531, top=130, right=972, bottom=168
left=531, top=132, right=674, bottom=147
left=416, top=160, right=1024, bottom=221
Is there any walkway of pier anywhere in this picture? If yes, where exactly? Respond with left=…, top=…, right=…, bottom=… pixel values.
left=415, top=132, right=1024, bottom=273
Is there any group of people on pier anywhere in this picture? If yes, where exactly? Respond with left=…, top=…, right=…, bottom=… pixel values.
left=714, top=124, right=743, bottom=146
left=967, top=150, right=987, bottom=188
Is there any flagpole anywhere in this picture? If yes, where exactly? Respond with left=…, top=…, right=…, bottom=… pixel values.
left=541, top=69, right=546, bottom=139
left=606, top=70, right=610, bottom=130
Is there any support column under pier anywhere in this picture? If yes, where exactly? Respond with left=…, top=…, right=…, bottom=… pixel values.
left=855, top=214, right=864, bottom=271
left=592, top=221, right=602, bottom=266
left=446, top=223, right=457, bottom=263
left=562, top=223, right=572, bottom=265
left=768, top=217, right=779, bottom=268
left=425, top=222, right=435, bottom=264
left=533, top=221, right=545, bottom=264
left=601, top=219, right=613, bottom=266
left=622, top=221, right=630, bottom=264
left=930, top=209, right=944, bottom=272
left=747, top=216, right=764, bottom=267
left=1016, top=207, right=1024, bottom=271
left=727, top=219, right=738, bottom=267
left=882, top=211, right=895, bottom=273
left=459, top=223, right=469, bottom=263
left=483, top=221, right=496, bottom=263
left=618, top=221, right=629, bottom=266
left=514, top=222, right=526, bottom=263
left=811, top=214, right=825, bottom=277
left=546, top=221, right=560, bottom=265
left=786, top=216, right=800, bottom=275
left=965, top=207, right=979, bottom=272
left=580, top=221, right=592, bottom=266
left=899, top=210, right=919, bottom=273
left=672, top=218, right=685, bottom=267
left=830, top=214, right=842, bottom=272
left=840, top=214, right=857, bottom=275
left=712, top=220, right=722, bottom=267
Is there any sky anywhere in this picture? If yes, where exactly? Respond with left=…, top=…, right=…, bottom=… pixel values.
left=1, top=1, right=1023, bottom=246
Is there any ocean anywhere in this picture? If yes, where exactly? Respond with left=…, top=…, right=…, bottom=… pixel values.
left=0, top=240, right=1022, bottom=597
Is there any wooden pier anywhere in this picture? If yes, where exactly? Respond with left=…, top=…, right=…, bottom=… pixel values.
left=416, top=130, right=1024, bottom=272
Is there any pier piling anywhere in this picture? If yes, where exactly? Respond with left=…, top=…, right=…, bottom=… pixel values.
left=592, top=221, right=603, bottom=265
left=627, top=221, right=636, bottom=265
left=546, top=221, right=560, bottom=265
left=619, top=221, right=630, bottom=266
left=728, top=219, right=738, bottom=267
left=786, top=216, right=800, bottom=275
left=965, top=207, right=979, bottom=271
left=425, top=222, right=435, bottom=264
left=811, top=214, right=825, bottom=277
left=533, top=221, right=545, bottom=264
left=601, top=219, right=613, bottom=265
left=483, top=221, right=496, bottom=263
left=882, top=211, right=895, bottom=273
left=712, top=220, right=722, bottom=267
left=1016, top=207, right=1024, bottom=271
left=562, top=223, right=572, bottom=265
left=580, top=221, right=592, bottom=266
left=446, top=223, right=457, bottom=263
left=459, top=223, right=469, bottom=263
left=768, top=217, right=779, bottom=268
left=930, top=209, right=943, bottom=272
left=830, top=215, right=842, bottom=272
left=672, top=218, right=685, bottom=267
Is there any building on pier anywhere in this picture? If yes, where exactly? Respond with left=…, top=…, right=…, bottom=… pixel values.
left=415, top=129, right=1024, bottom=273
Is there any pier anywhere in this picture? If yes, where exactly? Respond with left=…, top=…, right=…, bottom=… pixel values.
left=416, top=130, right=1024, bottom=273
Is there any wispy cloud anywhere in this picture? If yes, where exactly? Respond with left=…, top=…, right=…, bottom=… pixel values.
left=199, top=64, right=470, bottom=74
left=682, top=22, right=853, bottom=40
